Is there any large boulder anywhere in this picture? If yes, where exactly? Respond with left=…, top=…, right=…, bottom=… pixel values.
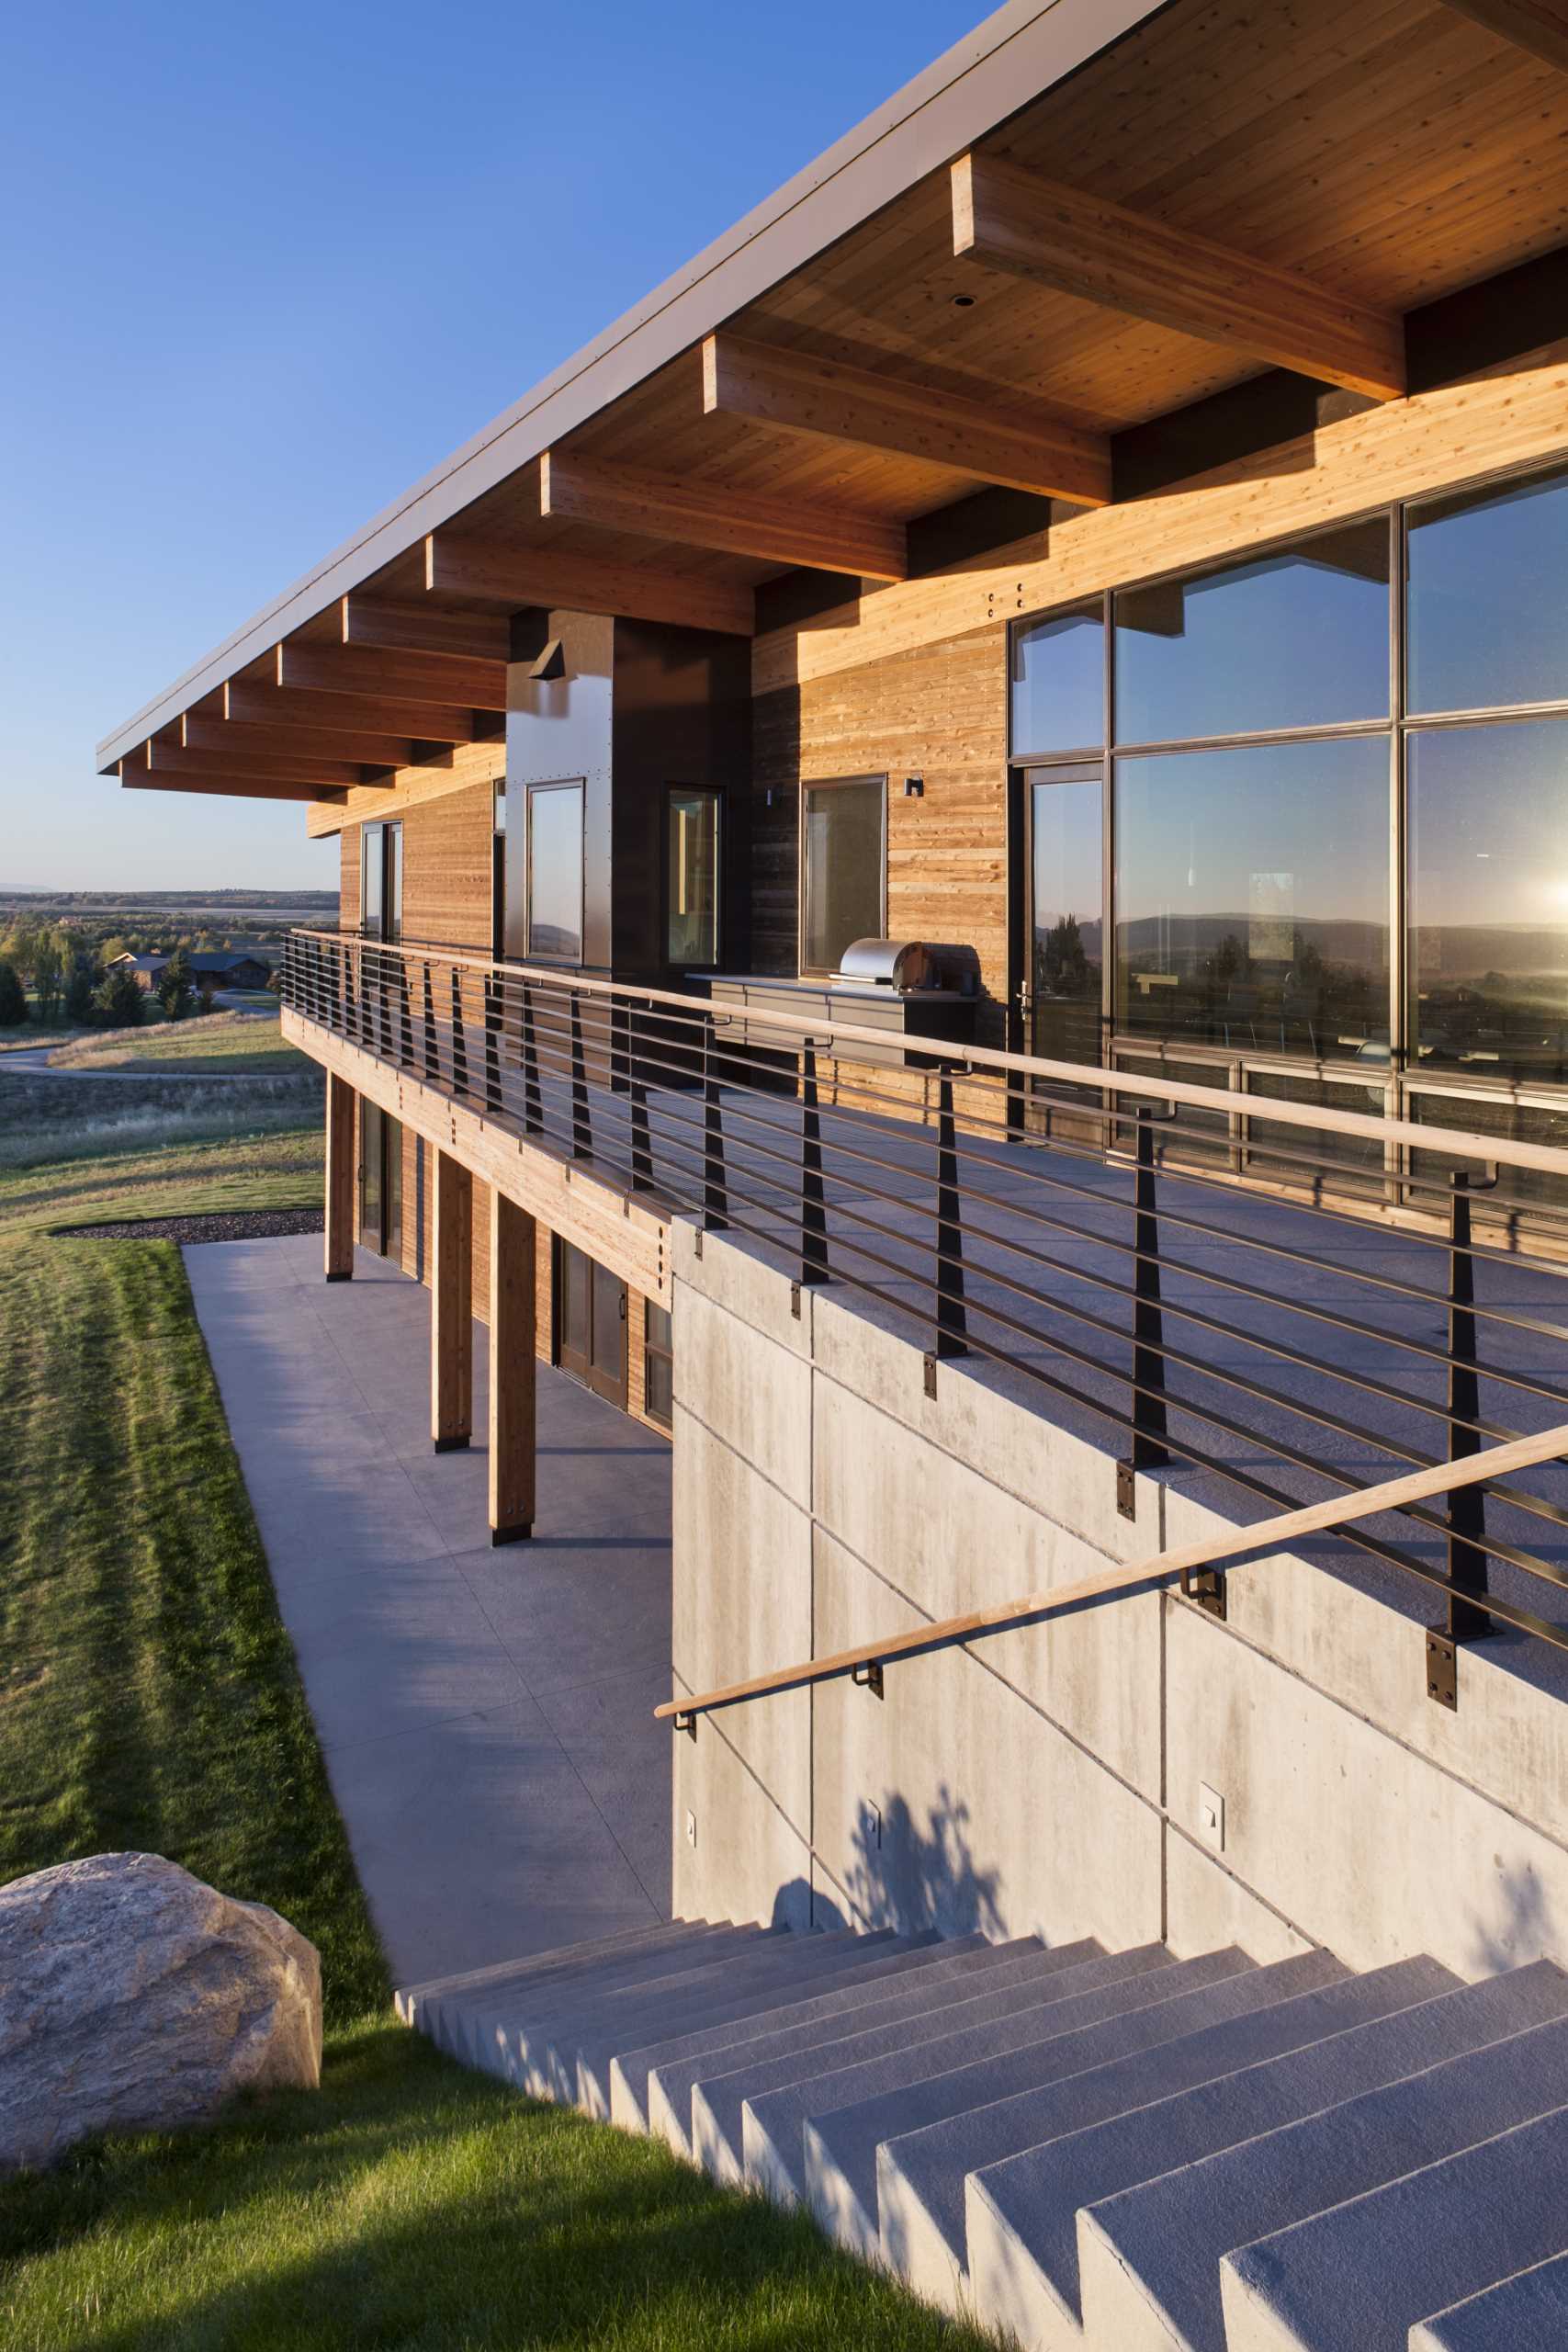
left=0, top=1851, right=322, bottom=2174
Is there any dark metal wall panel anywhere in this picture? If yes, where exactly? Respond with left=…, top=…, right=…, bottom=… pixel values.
left=610, top=619, right=752, bottom=981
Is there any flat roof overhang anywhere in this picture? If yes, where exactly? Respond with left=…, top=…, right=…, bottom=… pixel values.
left=99, top=0, right=1568, bottom=818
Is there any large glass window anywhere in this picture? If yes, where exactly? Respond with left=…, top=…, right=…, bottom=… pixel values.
left=667, top=786, right=721, bottom=967
left=1115, top=737, right=1391, bottom=1057
left=1409, top=718, right=1568, bottom=1080
left=801, top=776, right=886, bottom=975
left=1114, top=520, right=1390, bottom=746
left=525, top=781, right=584, bottom=962
left=1407, top=466, right=1568, bottom=716
left=1010, top=604, right=1104, bottom=757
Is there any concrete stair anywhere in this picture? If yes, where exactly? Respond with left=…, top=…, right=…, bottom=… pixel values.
left=399, top=1922, right=1568, bottom=2351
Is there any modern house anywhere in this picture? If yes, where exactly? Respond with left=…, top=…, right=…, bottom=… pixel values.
left=111, top=948, right=273, bottom=996
left=99, top=2, right=1568, bottom=2335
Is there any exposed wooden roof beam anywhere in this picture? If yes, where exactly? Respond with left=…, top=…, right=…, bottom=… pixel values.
left=423, top=532, right=756, bottom=637
left=700, top=329, right=1111, bottom=506
left=119, top=760, right=345, bottom=807
left=183, top=714, right=412, bottom=769
left=225, top=679, right=484, bottom=745
left=951, top=152, right=1407, bottom=402
left=1439, top=0, right=1568, bottom=70
left=341, top=595, right=512, bottom=664
left=144, top=741, right=366, bottom=792
left=276, top=639, right=508, bottom=712
left=539, top=449, right=908, bottom=581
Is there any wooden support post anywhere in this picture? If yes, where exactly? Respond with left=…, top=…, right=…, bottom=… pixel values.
left=431, top=1150, right=473, bottom=1453
left=490, top=1193, right=537, bottom=1544
left=325, top=1074, right=355, bottom=1282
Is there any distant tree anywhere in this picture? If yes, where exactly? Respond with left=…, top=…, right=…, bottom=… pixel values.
left=31, top=938, right=63, bottom=1025
left=155, top=947, right=197, bottom=1021
left=93, top=966, right=146, bottom=1029
left=98, top=933, right=129, bottom=965
left=63, top=953, right=100, bottom=1027
left=0, top=962, right=27, bottom=1026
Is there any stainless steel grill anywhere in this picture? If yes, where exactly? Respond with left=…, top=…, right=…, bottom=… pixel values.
left=832, top=937, right=940, bottom=992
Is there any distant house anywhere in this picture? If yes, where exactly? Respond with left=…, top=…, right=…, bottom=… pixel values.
left=110, top=950, right=273, bottom=998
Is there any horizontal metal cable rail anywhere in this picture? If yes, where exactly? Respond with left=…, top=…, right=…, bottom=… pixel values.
left=653, top=1423, right=1568, bottom=1726
left=282, top=927, right=1568, bottom=1693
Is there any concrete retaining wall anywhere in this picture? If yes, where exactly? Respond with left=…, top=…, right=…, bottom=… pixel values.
left=670, top=1220, right=1568, bottom=1977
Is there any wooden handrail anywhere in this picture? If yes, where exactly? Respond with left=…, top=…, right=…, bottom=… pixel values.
left=653, top=1421, right=1568, bottom=1724
left=288, top=928, right=1568, bottom=1186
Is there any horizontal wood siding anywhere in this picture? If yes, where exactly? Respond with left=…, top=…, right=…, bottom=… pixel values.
left=341, top=825, right=361, bottom=931
left=309, top=736, right=504, bottom=841
left=754, top=339, right=1568, bottom=697
left=400, top=779, right=494, bottom=954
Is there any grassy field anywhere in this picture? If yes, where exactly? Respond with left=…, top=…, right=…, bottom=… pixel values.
left=49, top=1009, right=303, bottom=1075
left=0, top=1125, right=324, bottom=1238
left=0, top=1129, right=996, bottom=2349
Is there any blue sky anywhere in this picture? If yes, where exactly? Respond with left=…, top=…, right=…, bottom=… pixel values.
left=0, top=0, right=981, bottom=891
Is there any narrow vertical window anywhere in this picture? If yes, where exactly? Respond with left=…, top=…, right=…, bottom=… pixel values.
left=667, top=786, right=721, bottom=967
left=526, top=781, right=585, bottom=962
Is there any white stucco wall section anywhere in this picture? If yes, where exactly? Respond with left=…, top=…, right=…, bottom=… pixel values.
left=669, top=1219, right=1568, bottom=1978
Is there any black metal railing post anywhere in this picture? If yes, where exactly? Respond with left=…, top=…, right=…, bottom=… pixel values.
left=422, top=959, right=438, bottom=1083
left=397, top=955, right=413, bottom=1067
left=449, top=967, right=468, bottom=1096
left=629, top=1001, right=654, bottom=1191
left=704, top=1014, right=729, bottom=1230
left=1129, top=1104, right=1169, bottom=1470
left=521, top=981, right=543, bottom=1136
left=484, top=973, right=502, bottom=1114
left=1442, top=1170, right=1492, bottom=1644
left=800, top=1039, right=829, bottom=1285
left=934, top=1066, right=968, bottom=1359
left=376, top=946, right=392, bottom=1059
left=570, top=992, right=592, bottom=1158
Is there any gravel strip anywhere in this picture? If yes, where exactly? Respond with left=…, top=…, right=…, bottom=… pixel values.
left=53, top=1208, right=324, bottom=1245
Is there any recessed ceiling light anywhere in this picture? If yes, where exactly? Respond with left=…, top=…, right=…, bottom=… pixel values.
left=952, top=293, right=976, bottom=309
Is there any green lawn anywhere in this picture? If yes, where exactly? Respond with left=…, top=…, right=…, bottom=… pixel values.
left=49, top=1009, right=302, bottom=1076
left=0, top=1136, right=996, bottom=2350
left=0, top=1123, right=324, bottom=1233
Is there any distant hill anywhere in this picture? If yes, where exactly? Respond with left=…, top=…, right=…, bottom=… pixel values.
left=0, top=889, right=336, bottom=913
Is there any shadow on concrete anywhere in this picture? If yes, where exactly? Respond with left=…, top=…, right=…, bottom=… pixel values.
left=777, top=1782, right=1006, bottom=1943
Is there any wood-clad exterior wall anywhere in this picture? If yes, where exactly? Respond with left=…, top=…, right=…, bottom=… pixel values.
left=753, top=622, right=1008, bottom=1042
left=332, top=334, right=1568, bottom=1438
left=399, top=778, right=495, bottom=953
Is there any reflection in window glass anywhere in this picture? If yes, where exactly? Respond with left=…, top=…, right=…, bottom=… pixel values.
left=1114, top=521, right=1390, bottom=745
left=527, top=782, right=584, bottom=961
left=1115, top=736, right=1390, bottom=1057
left=667, top=788, right=720, bottom=966
left=1409, top=718, right=1568, bottom=1081
left=1011, top=605, right=1104, bottom=756
left=1029, top=773, right=1102, bottom=1069
left=1407, top=466, right=1568, bottom=716
left=802, top=777, right=885, bottom=974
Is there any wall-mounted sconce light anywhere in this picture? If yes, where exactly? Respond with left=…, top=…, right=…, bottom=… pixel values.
left=904, top=775, right=925, bottom=798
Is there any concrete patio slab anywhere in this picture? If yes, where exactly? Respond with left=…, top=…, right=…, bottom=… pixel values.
left=185, top=1232, right=673, bottom=1985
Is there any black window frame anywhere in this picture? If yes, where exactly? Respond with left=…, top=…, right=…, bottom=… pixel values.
left=663, top=783, right=725, bottom=973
